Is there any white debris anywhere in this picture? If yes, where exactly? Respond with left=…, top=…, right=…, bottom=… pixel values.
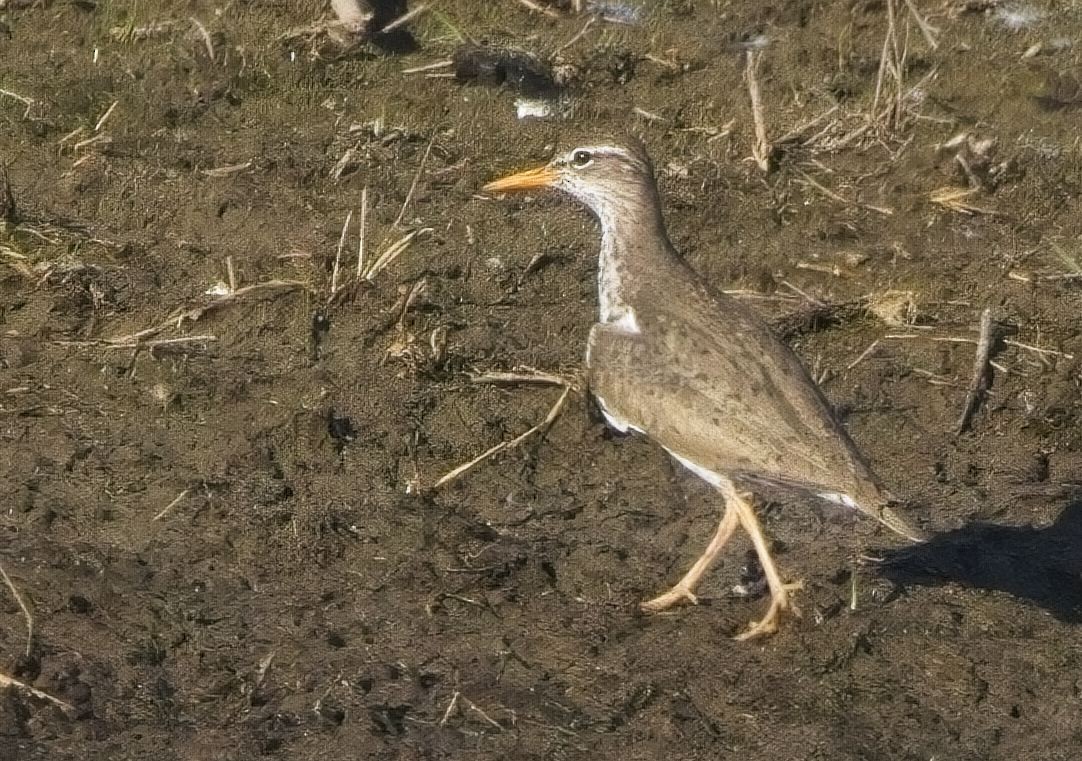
left=993, top=4, right=1044, bottom=31
left=515, top=98, right=554, bottom=120
left=589, top=1, right=643, bottom=25
left=205, top=281, right=232, bottom=297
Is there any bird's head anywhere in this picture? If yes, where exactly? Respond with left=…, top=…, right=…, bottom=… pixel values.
left=483, top=141, right=660, bottom=226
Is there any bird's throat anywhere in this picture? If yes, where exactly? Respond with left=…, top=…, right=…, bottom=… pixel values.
left=594, top=201, right=672, bottom=327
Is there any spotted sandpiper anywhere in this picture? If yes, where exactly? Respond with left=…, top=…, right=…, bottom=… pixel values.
left=483, top=140, right=925, bottom=639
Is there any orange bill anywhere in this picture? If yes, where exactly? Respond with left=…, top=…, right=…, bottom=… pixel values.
left=482, top=165, right=558, bottom=193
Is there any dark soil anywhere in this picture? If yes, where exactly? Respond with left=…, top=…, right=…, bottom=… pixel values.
left=3, top=1, right=1082, bottom=759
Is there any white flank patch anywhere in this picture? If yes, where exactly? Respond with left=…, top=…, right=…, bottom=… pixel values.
left=818, top=491, right=860, bottom=510
left=613, top=308, right=640, bottom=334
left=595, top=395, right=634, bottom=434
left=668, top=451, right=725, bottom=488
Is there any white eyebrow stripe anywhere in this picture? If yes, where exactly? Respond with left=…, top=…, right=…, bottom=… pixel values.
left=567, top=145, right=623, bottom=160
left=584, top=145, right=621, bottom=155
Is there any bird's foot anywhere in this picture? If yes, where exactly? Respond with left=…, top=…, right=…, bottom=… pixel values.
left=639, top=584, right=699, bottom=613
left=734, top=581, right=804, bottom=641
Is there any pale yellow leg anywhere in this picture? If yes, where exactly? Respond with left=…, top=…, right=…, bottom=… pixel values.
left=728, top=490, right=803, bottom=640
left=640, top=502, right=740, bottom=613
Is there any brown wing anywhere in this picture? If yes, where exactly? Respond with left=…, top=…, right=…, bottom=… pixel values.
left=586, top=286, right=882, bottom=506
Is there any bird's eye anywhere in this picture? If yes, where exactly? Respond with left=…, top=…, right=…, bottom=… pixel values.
left=570, top=150, right=593, bottom=168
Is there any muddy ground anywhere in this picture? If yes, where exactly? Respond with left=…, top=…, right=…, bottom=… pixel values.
left=2, top=0, right=1082, bottom=758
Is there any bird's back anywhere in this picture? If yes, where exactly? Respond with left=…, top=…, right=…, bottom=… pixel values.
left=587, top=252, right=888, bottom=514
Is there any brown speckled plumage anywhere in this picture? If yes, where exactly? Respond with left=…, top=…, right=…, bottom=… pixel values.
left=484, top=139, right=924, bottom=637
left=586, top=210, right=890, bottom=517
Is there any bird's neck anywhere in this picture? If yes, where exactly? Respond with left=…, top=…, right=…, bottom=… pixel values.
left=594, top=195, right=673, bottom=325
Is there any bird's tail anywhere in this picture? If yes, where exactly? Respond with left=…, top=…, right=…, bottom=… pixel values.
left=842, top=471, right=928, bottom=543
left=816, top=489, right=927, bottom=542
left=872, top=501, right=928, bottom=543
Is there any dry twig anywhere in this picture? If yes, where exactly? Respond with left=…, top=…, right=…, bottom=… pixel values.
left=513, top=0, right=560, bottom=18
left=1002, top=339, right=1072, bottom=360
left=203, top=162, right=252, bottom=177
left=743, top=51, right=771, bottom=172
left=557, top=15, right=597, bottom=53
left=98, top=335, right=217, bottom=351
left=94, top=100, right=119, bottom=132
left=380, top=3, right=428, bottom=34
left=107, top=280, right=308, bottom=345
left=0, top=672, right=77, bottom=718
left=903, top=0, right=939, bottom=50
left=331, top=210, right=353, bottom=296
left=872, top=0, right=900, bottom=129
left=356, top=186, right=369, bottom=279
left=0, top=562, right=32, bottom=656
left=795, top=169, right=893, bottom=216
left=432, top=372, right=576, bottom=489
left=364, top=228, right=430, bottom=282
left=189, top=17, right=215, bottom=61
left=846, top=339, right=882, bottom=371
left=956, top=308, right=999, bottom=434
left=0, top=87, right=40, bottom=119
left=153, top=488, right=192, bottom=521
left=929, top=186, right=994, bottom=215
left=394, top=134, right=436, bottom=228
left=403, top=60, right=453, bottom=74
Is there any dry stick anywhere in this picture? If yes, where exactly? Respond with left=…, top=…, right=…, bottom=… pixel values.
left=331, top=209, right=353, bottom=296
left=894, top=0, right=908, bottom=125
left=776, top=104, right=840, bottom=145
left=153, top=488, right=192, bottom=521
left=0, top=88, right=34, bottom=108
left=380, top=3, right=428, bottom=34
left=203, top=161, right=252, bottom=177
left=189, top=17, right=215, bottom=61
left=956, top=308, right=998, bottom=434
left=0, top=562, right=32, bottom=656
left=94, top=100, right=118, bottom=132
left=514, top=0, right=560, bottom=18
left=0, top=87, right=38, bottom=118
left=402, top=60, right=453, bottom=74
left=744, top=51, right=771, bottom=172
left=72, top=133, right=110, bottom=153
left=885, top=333, right=974, bottom=345
left=871, top=0, right=894, bottom=125
left=103, top=335, right=217, bottom=351
left=0, top=673, right=77, bottom=718
left=432, top=384, right=572, bottom=489
left=471, top=370, right=574, bottom=388
left=795, top=169, right=894, bottom=216
left=903, top=0, right=939, bottom=50
left=440, top=691, right=461, bottom=725
left=106, top=280, right=308, bottom=345
left=1003, top=339, right=1073, bottom=359
left=779, top=280, right=824, bottom=307
left=355, top=186, right=368, bottom=279
left=632, top=107, right=666, bottom=124
left=365, top=227, right=430, bottom=281
left=394, top=134, right=436, bottom=228
left=463, top=697, right=504, bottom=732
left=846, top=339, right=881, bottom=371
left=226, top=256, right=237, bottom=293
left=557, top=15, right=596, bottom=53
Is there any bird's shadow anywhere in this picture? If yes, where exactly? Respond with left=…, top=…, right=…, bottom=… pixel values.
left=879, top=499, right=1082, bottom=623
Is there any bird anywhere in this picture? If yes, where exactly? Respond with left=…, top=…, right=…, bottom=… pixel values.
left=482, top=140, right=925, bottom=639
